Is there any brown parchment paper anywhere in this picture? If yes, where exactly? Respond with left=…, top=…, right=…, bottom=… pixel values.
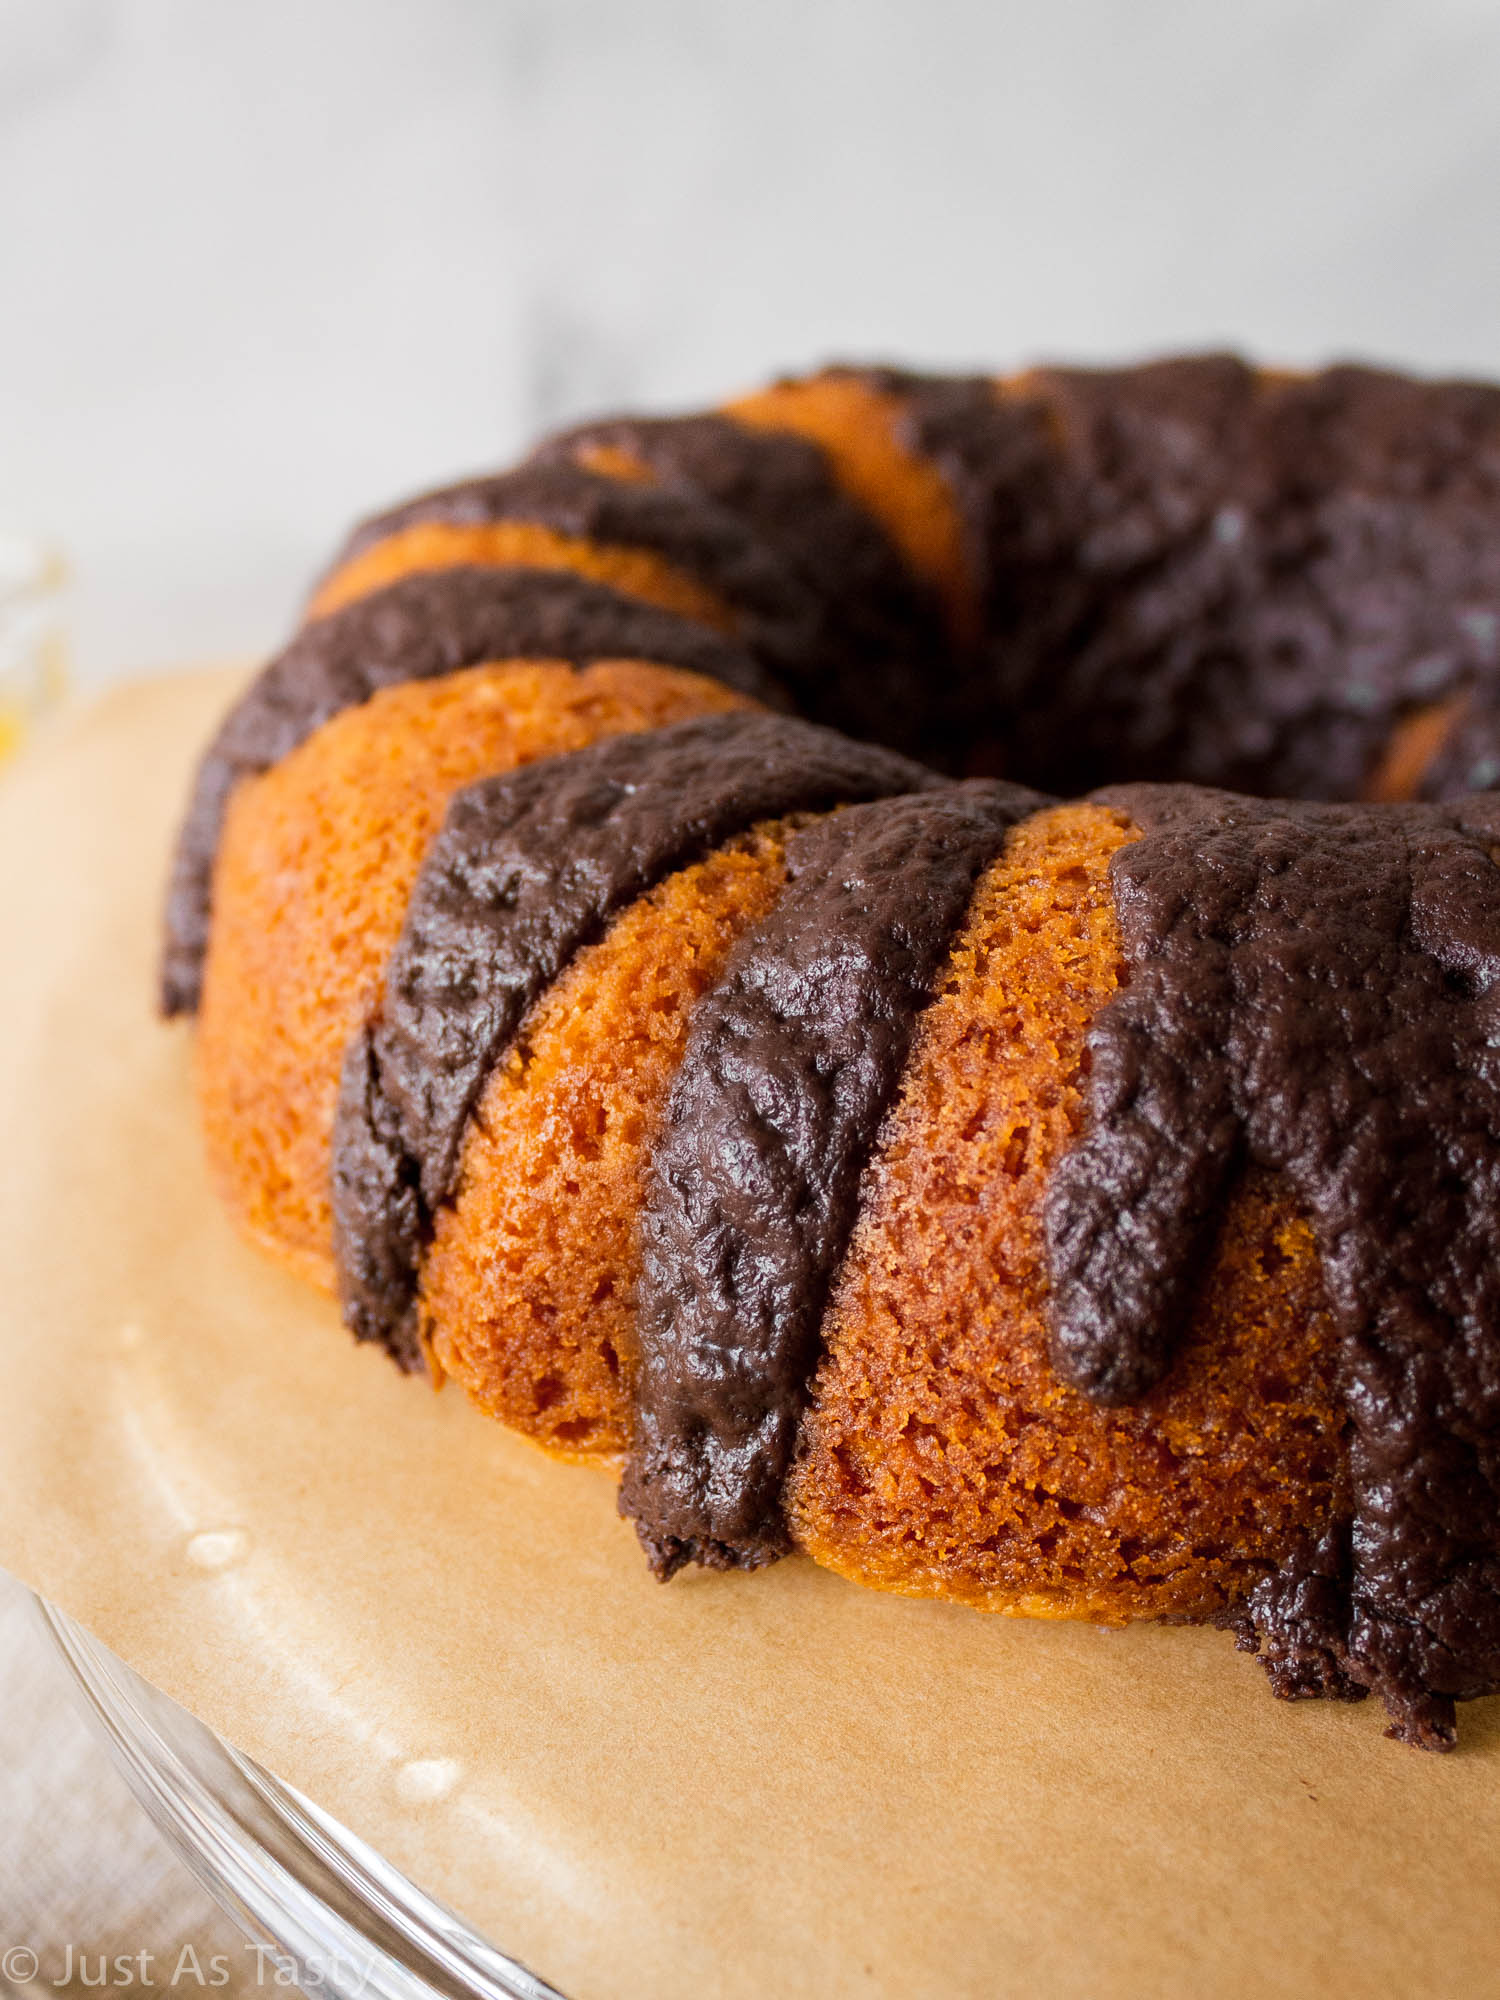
left=4, top=669, right=1500, bottom=2000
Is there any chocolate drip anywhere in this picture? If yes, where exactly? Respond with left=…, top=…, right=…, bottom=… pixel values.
left=323, top=459, right=822, bottom=677
left=1045, top=783, right=1500, bottom=1746
left=534, top=412, right=953, bottom=753
left=621, top=780, right=1047, bottom=1578
left=159, top=567, right=776, bottom=1015
left=332, top=715, right=940, bottom=1366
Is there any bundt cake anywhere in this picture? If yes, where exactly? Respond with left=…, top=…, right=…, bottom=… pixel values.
left=162, top=357, right=1500, bottom=1751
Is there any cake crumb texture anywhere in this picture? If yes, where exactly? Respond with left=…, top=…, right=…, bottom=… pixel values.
left=422, top=821, right=797, bottom=1460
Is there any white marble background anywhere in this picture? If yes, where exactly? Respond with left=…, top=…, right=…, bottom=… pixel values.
left=3, top=0, right=1500, bottom=683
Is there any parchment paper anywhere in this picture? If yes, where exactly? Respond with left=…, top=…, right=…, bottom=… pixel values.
left=3, top=669, right=1499, bottom=2000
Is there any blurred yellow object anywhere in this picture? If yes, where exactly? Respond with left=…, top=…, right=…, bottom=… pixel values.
left=0, top=537, right=68, bottom=768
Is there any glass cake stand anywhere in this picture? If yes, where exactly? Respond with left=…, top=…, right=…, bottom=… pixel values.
left=33, top=1598, right=566, bottom=2000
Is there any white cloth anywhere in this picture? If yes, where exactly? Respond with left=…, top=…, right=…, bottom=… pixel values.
left=0, top=1569, right=254, bottom=1996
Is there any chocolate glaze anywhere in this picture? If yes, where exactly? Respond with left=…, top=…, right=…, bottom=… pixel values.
left=322, top=459, right=822, bottom=680
left=159, top=566, right=777, bottom=1015
left=533, top=412, right=953, bottom=754
left=331, top=715, right=940, bottom=1366
left=883, top=358, right=1500, bottom=801
left=1044, top=783, right=1500, bottom=1746
left=168, top=363, right=1500, bottom=1014
left=620, top=780, right=1046, bottom=1577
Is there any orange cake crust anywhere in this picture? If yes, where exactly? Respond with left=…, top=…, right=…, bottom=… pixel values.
left=727, top=370, right=976, bottom=645
left=421, top=822, right=800, bottom=1461
left=306, top=519, right=741, bottom=630
left=195, top=660, right=755, bottom=1288
left=785, top=802, right=1348, bottom=1623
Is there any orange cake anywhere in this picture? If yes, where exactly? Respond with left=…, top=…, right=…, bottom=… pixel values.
left=163, top=357, right=1500, bottom=1747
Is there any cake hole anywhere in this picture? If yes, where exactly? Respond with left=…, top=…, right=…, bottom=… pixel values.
left=549, top=1418, right=595, bottom=1448
left=534, top=1373, right=565, bottom=1412
left=1442, top=964, right=1482, bottom=1000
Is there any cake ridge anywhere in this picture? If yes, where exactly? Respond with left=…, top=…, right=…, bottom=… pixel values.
left=621, top=779, right=1048, bottom=1577
left=331, top=712, right=940, bottom=1364
left=1047, top=780, right=1500, bottom=1746
left=160, top=566, right=779, bottom=1015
